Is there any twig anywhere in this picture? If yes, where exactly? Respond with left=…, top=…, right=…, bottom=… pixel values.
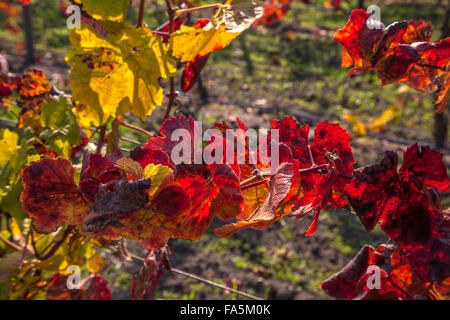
left=239, top=171, right=267, bottom=187
left=19, top=229, right=31, bottom=268
left=32, top=227, right=73, bottom=260
left=0, top=117, right=18, bottom=126
left=107, top=119, right=120, bottom=153
left=175, top=3, right=222, bottom=16
left=137, top=0, right=146, bottom=27
left=240, top=164, right=329, bottom=188
left=121, top=136, right=145, bottom=146
left=96, top=125, right=106, bottom=154
left=0, top=234, right=22, bottom=251
left=164, top=0, right=176, bottom=120
left=118, top=121, right=153, bottom=138
left=417, top=63, right=447, bottom=72
left=26, top=137, right=50, bottom=151
left=338, top=172, right=354, bottom=179
left=307, top=145, right=315, bottom=167
left=152, top=31, right=170, bottom=36
left=128, top=253, right=263, bottom=300
left=387, top=275, right=413, bottom=299
left=299, top=163, right=328, bottom=174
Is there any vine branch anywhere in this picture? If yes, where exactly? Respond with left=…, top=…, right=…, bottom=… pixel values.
left=118, top=120, right=153, bottom=138
left=164, top=0, right=177, bottom=120
left=127, top=252, right=263, bottom=300
left=0, top=234, right=22, bottom=251
left=95, top=125, right=106, bottom=154
left=175, top=3, right=222, bottom=16
left=137, top=0, right=146, bottom=27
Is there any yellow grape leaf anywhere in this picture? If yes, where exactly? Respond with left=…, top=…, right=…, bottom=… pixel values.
left=342, top=113, right=367, bottom=136
left=214, top=0, right=264, bottom=32
left=86, top=253, right=105, bottom=273
left=369, top=104, right=403, bottom=132
left=143, top=163, right=173, bottom=197
left=0, top=129, right=19, bottom=167
left=8, top=217, right=23, bottom=242
left=116, top=157, right=144, bottom=180
left=72, top=0, right=130, bottom=22
left=171, top=23, right=241, bottom=63
left=66, top=22, right=176, bottom=126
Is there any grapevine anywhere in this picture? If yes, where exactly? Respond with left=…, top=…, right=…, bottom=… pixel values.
left=0, top=0, right=448, bottom=301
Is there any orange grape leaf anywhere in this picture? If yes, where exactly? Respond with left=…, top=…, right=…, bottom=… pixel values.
left=174, top=163, right=243, bottom=240
left=213, top=161, right=295, bottom=238
left=21, top=157, right=90, bottom=233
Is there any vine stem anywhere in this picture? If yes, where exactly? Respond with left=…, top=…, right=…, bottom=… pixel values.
left=95, top=125, right=106, bottom=154
left=118, top=120, right=153, bottom=138
left=107, top=119, right=120, bottom=153
left=417, top=62, right=447, bottom=72
left=137, top=0, right=146, bottom=27
left=164, top=0, right=176, bottom=120
left=387, top=275, right=414, bottom=299
left=239, top=163, right=329, bottom=188
left=32, top=227, right=73, bottom=261
left=175, top=3, right=222, bottom=16
left=127, top=252, right=263, bottom=300
left=0, top=234, right=22, bottom=251
left=26, top=137, right=50, bottom=152
left=19, top=229, right=31, bottom=268
left=307, top=144, right=316, bottom=167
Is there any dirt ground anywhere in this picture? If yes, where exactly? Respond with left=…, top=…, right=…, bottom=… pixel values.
left=1, top=0, right=450, bottom=299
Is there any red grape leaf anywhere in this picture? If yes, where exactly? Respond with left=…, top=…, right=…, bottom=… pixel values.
left=181, top=54, right=210, bottom=92
left=374, top=44, right=421, bottom=86
left=389, top=250, right=429, bottom=296
left=321, top=245, right=378, bottom=299
left=303, top=169, right=335, bottom=236
left=399, top=143, right=450, bottom=191
left=21, top=157, right=90, bottom=233
left=334, top=9, right=372, bottom=74
left=150, top=185, right=191, bottom=218
left=84, top=275, right=113, bottom=300
left=130, top=146, right=172, bottom=169
left=79, top=153, right=124, bottom=202
left=145, top=114, right=199, bottom=158
left=405, top=208, right=450, bottom=282
left=403, top=20, right=433, bottom=44
left=130, top=248, right=170, bottom=300
left=345, top=151, right=398, bottom=231
left=47, top=273, right=112, bottom=300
